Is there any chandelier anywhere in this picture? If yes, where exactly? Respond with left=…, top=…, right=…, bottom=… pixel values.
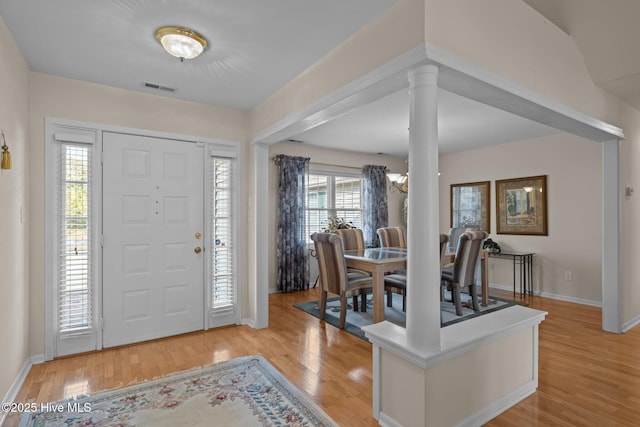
left=387, top=172, right=408, bottom=193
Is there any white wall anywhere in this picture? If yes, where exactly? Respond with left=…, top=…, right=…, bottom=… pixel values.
left=0, top=16, right=30, bottom=404
left=268, top=142, right=407, bottom=292
left=28, top=73, right=250, bottom=355
left=439, top=133, right=602, bottom=303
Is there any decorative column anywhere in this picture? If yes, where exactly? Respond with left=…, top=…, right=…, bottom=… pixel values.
left=406, top=64, right=441, bottom=352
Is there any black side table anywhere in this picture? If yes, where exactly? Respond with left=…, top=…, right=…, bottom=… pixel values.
left=488, top=252, right=534, bottom=296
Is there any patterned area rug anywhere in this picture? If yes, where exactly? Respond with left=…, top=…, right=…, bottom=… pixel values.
left=294, top=292, right=517, bottom=341
left=19, top=356, right=338, bottom=427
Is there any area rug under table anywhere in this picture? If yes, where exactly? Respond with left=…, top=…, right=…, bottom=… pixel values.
left=20, top=355, right=338, bottom=427
left=294, top=292, right=518, bottom=341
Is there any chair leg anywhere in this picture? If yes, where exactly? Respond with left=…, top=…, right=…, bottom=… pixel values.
left=319, top=290, right=328, bottom=321
left=387, top=289, right=393, bottom=307
left=352, top=295, right=359, bottom=312
left=339, top=294, right=348, bottom=329
left=402, top=294, right=406, bottom=312
left=453, top=286, right=463, bottom=316
left=360, top=291, right=367, bottom=312
left=469, top=283, right=480, bottom=312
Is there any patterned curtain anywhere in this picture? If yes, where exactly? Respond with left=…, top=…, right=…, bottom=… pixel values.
left=363, top=165, right=389, bottom=247
left=276, top=154, right=310, bottom=292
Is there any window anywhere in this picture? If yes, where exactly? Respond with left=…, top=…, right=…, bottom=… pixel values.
left=205, top=145, right=240, bottom=328
left=306, top=171, right=363, bottom=240
left=211, top=157, right=234, bottom=309
left=58, top=143, right=93, bottom=334
left=47, top=125, right=99, bottom=359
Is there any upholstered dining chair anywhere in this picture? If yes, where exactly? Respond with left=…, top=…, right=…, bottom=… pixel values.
left=311, top=233, right=373, bottom=329
left=377, top=227, right=407, bottom=248
left=335, top=228, right=370, bottom=311
left=441, top=230, right=488, bottom=316
left=383, top=233, right=450, bottom=312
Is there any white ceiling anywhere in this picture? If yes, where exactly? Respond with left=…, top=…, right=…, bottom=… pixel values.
left=0, top=0, right=635, bottom=157
left=0, top=0, right=395, bottom=111
left=289, top=88, right=559, bottom=158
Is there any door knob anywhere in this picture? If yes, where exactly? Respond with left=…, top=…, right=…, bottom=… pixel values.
left=194, top=246, right=202, bottom=254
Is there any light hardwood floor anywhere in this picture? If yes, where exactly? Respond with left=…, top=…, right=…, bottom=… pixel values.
left=6, top=288, right=640, bottom=426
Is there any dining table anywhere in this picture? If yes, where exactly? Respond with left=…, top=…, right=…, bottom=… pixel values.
left=343, top=247, right=407, bottom=323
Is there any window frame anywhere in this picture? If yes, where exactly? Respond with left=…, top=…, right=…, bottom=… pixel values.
left=305, top=165, right=364, bottom=241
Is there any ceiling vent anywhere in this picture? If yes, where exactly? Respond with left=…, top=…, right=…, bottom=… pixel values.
left=142, top=82, right=176, bottom=93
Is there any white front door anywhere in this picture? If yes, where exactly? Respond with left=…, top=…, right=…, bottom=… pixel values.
left=102, top=132, right=204, bottom=347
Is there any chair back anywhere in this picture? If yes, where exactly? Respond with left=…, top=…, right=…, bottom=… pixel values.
left=439, top=233, right=450, bottom=263
left=377, top=227, right=407, bottom=248
left=447, top=227, right=466, bottom=252
left=335, top=228, right=366, bottom=252
left=311, top=233, right=347, bottom=295
left=451, top=231, right=488, bottom=286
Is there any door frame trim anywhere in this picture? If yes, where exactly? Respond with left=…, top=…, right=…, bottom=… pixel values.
left=44, top=117, right=242, bottom=360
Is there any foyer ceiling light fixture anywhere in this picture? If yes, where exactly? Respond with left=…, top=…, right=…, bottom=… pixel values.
left=155, top=26, right=207, bottom=61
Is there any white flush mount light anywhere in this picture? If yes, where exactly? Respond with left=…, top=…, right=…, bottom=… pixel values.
left=155, top=26, right=207, bottom=61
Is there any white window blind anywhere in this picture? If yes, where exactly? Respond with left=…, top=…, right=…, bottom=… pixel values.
left=210, top=156, right=235, bottom=311
left=306, top=172, right=363, bottom=240
left=57, top=143, right=93, bottom=335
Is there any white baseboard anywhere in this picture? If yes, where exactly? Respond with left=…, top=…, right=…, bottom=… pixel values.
left=239, top=318, right=256, bottom=328
left=489, top=284, right=602, bottom=307
left=376, top=380, right=536, bottom=427
left=622, top=314, right=640, bottom=333
left=457, top=380, right=537, bottom=427
left=378, top=411, right=404, bottom=427
left=0, top=355, right=39, bottom=426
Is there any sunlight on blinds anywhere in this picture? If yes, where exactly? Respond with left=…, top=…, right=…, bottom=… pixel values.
left=211, top=157, right=235, bottom=310
left=58, top=144, right=93, bottom=334
left=306, top=174, right=362, bottom=239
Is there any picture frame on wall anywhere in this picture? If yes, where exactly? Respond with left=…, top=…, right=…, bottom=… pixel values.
left=450, top=181, right=491, bottom=233
left=496, top=175, right=548, bottom=235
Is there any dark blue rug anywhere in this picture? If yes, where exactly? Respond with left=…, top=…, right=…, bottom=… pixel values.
left=294, top=292, right=518, bottom=341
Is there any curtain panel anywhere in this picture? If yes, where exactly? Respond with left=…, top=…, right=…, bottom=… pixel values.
left=276, top=154, right=310, bottom=292
left=363, top=165, right=389, bottom=247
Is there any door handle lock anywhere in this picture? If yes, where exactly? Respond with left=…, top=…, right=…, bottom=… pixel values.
left=194, top=246, right=202, bottom=254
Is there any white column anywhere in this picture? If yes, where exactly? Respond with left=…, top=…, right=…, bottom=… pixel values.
left=406, top=64, right=441, bottom=352
left=602, top=139, right=621, bottom=333
left=253, top=142, right=270, bottom=329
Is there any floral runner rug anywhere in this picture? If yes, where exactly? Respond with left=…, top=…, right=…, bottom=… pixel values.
left=20, top=355, right=338, bottom=427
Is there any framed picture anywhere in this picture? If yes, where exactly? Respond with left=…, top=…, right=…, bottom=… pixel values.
left=496, top=175, right=547, bottom=235
left=450, top=181, right=490, bottom=233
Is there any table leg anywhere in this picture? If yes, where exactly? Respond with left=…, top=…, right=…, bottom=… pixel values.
left=481, top=252, right=489, bottom=305
left=372, top=268, right=385, bottom=323
left=512, top=256, right=516, bottom=297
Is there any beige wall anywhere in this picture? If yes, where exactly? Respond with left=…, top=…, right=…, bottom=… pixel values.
left=28, top=73, right=250, bottom=354
left=425, top=0, right=620, bottom=126
left=250, top=0, right=424, bottom=135
left=0, top=17, right=30, bottom=401
left=440, top=134, right=603, bottom=303
left=268, top=142, right=407, bottom=292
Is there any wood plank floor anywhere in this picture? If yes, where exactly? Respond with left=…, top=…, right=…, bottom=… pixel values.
left=6, top=288, right=640, bottom=426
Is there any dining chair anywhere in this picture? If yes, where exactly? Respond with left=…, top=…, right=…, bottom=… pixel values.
left=335, top=228, right=370, bottom=311
left=441, top=230, right=488, bottom=316
left=311, top=233, right=373, bottom=329
left=377, top=227, right=407, bottom=248
left=383, top=233, right=450, bottom=312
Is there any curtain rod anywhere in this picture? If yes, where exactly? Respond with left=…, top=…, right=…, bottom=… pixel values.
left=271, top=156, right=363, bottom=171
